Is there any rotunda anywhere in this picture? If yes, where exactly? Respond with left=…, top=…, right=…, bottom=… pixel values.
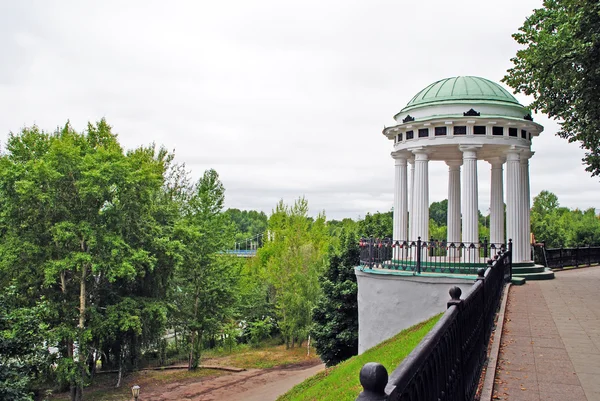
left=383, top=76, right=543, bottom=263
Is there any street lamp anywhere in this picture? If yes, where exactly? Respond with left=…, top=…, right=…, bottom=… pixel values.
left=132, top=385, right=140, bottom=401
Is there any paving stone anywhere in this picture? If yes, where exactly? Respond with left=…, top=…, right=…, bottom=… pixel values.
left=493, top=268, right=600, bottom=401
left=529, top=337, right=564, bottom=348
left=578, top=372, right=600, bottom=393
left=538, top=382, right=588, bottom=401
left=532, top=346, right=571, bottom=361
left=584, top=391, right=600, bottom=401
left=537, top=370, right=581, bottom=385
left=570, top=354, right=600, bottom=374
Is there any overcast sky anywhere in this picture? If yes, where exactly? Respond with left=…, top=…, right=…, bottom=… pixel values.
left=1, top=0, right=597, bottom=220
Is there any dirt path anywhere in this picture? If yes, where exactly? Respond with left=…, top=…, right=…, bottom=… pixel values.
left=141, top=362, right=325, bottom=401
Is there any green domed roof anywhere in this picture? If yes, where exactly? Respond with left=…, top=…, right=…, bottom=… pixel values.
left=403, top=76, right=520, bottom=110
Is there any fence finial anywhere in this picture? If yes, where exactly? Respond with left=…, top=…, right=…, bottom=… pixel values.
left=356, top=362, right=388, bottom=401
left=449, top=286, right=462, bottom=300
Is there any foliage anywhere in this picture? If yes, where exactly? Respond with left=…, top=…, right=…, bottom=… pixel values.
left=429, top=200, right=448, bottom=227
left=0, top=287, right=52, bottom=401
left=257, top=198, right=329, bottom=348
left=531, top=190, right=600, bottom=247
left=503, top=0, right=600, bottom=176
left=170, top=169, right=239, bottom=369
left=277, top=314, right=441, bottom=401
left=358, top=211, right=392, bottom=238
left=429, top=219, right=447, bottom=242
left=225, top=208, right=268, bottom=249
left=311, top=230, right=359, bottom=367
left=0, top=121, right=183, bottom=399
left=247, top=317, right=274, bottom=347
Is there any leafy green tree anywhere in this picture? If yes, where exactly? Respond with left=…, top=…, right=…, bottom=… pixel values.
left=0, top=121, right=182, bottom=399
left=171, top=169, right=239, bottom=369
left=429, top=219, right=447, bottom=242
left=429, top=200, right=448, bottom=227
left=258, top=198, right=329, bottom=348
left=358, top=211, right=392, bottom=238
left=311, top=231, right=359, bottom=367
left=530, top=190, right=600, bottom=247
left=503, top=0, right=600, bottom=176
left=225, top=208, right=268, bottom=249
left=327, top=218, right=359, bottom=251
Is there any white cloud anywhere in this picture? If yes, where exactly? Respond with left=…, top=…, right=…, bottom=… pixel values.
left=0, top=0, right=596, bottom=220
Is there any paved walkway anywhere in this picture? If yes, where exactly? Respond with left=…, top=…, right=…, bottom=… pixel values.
left=493, top=266, right=600, bottom=401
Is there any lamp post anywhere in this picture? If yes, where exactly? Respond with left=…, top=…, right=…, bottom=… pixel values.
left=132, top=385, right=140, bottom=401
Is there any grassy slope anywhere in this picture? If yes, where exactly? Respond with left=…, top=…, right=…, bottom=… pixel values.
left=277, top=314, right=442, bottom=401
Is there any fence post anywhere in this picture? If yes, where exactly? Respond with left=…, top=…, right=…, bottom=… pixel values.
left=483, top=238, right=489, bottom=259
left=576, top=246, right=579, bottom=268
left=542, top=242, right=548, bottom=267
left=560, top=246, right=563, bottom=269
left=478, top=267, right=487, bottom=342
left=447, top=286, right=465, bottom=401
left=428, top=236, right=433, bottom=257
left=589, top=244, right=592, bottom=267
left=508, top=239, right=513, bottom=282
left=417, top=237, right=422, bottom=274
left=368, top=238, right=374, bottom=269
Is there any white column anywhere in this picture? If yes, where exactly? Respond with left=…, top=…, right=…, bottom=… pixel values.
left=460, top=146, right=481, bottom=245
left=506, top=148, right=523, bottom=262
left=392, top=152, right=409, bottom=242
left=488, top=157, right=505, bottom=246
left=446, top=160, right=462, bottom=244
left=520, top=150, right=534, bottom=262
left=410, top=149, right=429, bottom=241
left=408, top=159, right=415, bottom=240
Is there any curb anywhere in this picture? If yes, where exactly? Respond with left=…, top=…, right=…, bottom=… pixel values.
left=480, top=282, right=511, bottom=401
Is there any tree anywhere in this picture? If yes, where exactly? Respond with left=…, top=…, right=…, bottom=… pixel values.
left=530, top=190, right=600, bottom=247
left=170, top=169, right=238, bottom=369
left=503, top=0, right=600, bottom=176
left=225, top=209, right=268, bottom=249
left=0, top=121, right=182, bottom=399
left=311, top=230, right=359, bottom=367
left=429, top=200, right=448, bottom=227
left=359, top=211, right=392, bottom=238
left=257, top=198, right=329, bottom=348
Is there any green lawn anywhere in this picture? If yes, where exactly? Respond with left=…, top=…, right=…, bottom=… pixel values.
left=277, top=314, right=442, bottom=401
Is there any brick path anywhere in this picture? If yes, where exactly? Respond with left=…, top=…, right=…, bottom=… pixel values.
left=493, top=266, right=600, bottom=401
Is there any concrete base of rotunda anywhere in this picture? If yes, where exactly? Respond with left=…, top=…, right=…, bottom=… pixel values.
left=355, top=268, right=476, bottom=354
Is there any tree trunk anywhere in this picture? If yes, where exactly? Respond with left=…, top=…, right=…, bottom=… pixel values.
left=74, top=261, right=88, bottom=401
left=116, top=347, right=123, bottom=388
left=189, top=291, right=201, bottom=370
left=174, top=328, right=178, bottom=352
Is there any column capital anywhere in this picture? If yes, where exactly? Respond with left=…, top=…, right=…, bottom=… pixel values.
left=410, top=147, right=430, bottom=161
left=520, top=150, right=534, bottom=162
left=504, top=145, right=529, bottom=159
left=391, top=151, right=411, bottom=162
left=485, top=156, right=506, bottom=167
left=445, top=160, right=463, bottom=169
left=459, top=145, right=483, bottom=153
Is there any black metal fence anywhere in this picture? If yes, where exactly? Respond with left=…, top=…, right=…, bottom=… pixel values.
left=359, top=237, right=506, bottom=275
left=533, top=244, right=600, bottom=268
left=356, top=248, right=512, bottom=401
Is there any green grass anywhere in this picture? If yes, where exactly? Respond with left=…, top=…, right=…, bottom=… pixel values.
left=277, top=314, right=442, bottom=401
